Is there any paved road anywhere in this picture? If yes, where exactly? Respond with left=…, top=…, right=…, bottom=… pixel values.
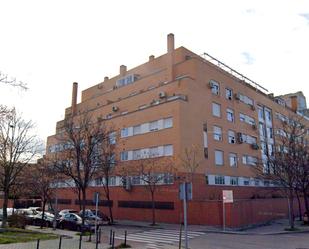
left=189, top=232, right=309, bottom=249
left=1, top=222, right=309, bottom=249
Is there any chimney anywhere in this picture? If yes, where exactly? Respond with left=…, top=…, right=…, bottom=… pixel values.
left=71, top=82, right=78, bottom=116
left=167, top=33, right=175, bottom=53
left=149, top=55, right=155, bottom=62
left=167, top=33, right=175, bottom=82
left=290, top=95, right=298, bottom=112
left=104, top=76, right=109, bottom=82
left=120, top=65, right=127, bottom=77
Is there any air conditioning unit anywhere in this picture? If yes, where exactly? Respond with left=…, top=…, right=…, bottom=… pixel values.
left=251, top=143, right=259, bottom=150
left=234, top=93, right=240, bottom=100
left=159, top=92, right=166, bottom=98
left=236, top=132, right=243, bottom=143
left=112, top=106, right=119, bottom=112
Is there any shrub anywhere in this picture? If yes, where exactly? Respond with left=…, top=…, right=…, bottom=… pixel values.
left=7, top=214, right=27, bottom=229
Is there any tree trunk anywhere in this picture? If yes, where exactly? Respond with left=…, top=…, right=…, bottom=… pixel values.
left=106, top=187, right=113, bottom=224
left=1, top=189, right=9, bottom=228
left=303, top=189, right=309, bottom=213
left=81, top=188, right=86, bottom=226
left=151, top=191, right=156, bottom=226
left=287, top=194, right=295, bottom=229
left=296, top=191, right=302, bottom=221
left=40, top=198, right=47, bottom=229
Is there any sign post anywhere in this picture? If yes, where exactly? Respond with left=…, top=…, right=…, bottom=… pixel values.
left=222, top=190, right=233, bottom=231
left=179, top=182, right=192, bottom=249
left=94, top=192, right=100, bottom=247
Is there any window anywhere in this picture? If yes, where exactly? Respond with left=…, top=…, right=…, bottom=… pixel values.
left=259, top=122, right=266, bottom=137
left=109, top=176, right=116, bottom=186
left=164, top=145, right=173, bottom=156
left=149, top=147, right=159, bottom=157
left=267, top=127, right=273, bottom=139
left=213, top=126, right=222, bottom=141
left=225, top=88, right=233, bottom=100
left=239, top=113, right=246, bottom=122
left=149, top=121, right=159, bottom=131
left=133, top=149, right=141, bottom=160
left=258, top=106, right=264, bottom=120
left=230, top=177, right=238, bottom=185
left=226, top=108, right=234, bottom=122
left=210, top=80, right=220, bottom=95
left=265, top=109, right=272, bottom=122
left=228, top=130, right=236, bottom=144
left=133, top=125, right=141, bottom=135
left=163, top=173, right=174, bottom=184
left=215, top=175, right=225, bottom=185
left=243, top=178, right=250, bottom=186
left=215, top=150, right=224, bottom=165
left=212, top=103, right=221, bottom=117
left=109, top=132, right=116, bottom=144
left=229, top=153, right=237, bottom=167
left=121, top=128, right=129, bottom=138
left=120, top=151, right=128, bottom=161
left=163, top=117, right=173, bottom=128
left=132, top=176, right=141, bottom=185
left=261, top=142, right=267, bottom=155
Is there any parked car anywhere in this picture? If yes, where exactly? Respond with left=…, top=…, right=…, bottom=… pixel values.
left=79, top=209, right=110, bottom=224
left=58, top=213, right=94, bottom=231
left=58, top=209, right=78, bottom=217
left=28, top=206, right=42, bottom=212
left=16, top=208, right=38, bottom=224
left=31, top=211, right=55, bottom=227
left=0, top=208, right=17, bottom=220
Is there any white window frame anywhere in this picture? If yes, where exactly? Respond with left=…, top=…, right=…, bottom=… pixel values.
left=210, top=80, right=220, bottom=95
left=226, top=108, right=234, bottom=122
left=212, top=102, right=221, bottom=117
left=228, top=130, right=236, bottom=144
left=229, top=153, right=237, bottom=167
left=213, top=126, right=222, bottom=141
left=225, top=88, right=233, bottom=100
left=215, top=150, right=224, bottom=166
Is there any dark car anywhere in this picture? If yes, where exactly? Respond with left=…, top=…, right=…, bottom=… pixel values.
left=32, top=212, right=55, bottom=227
left=78, top=209, right=110, bottom=225
left=58, top=213, right=94, bottom=231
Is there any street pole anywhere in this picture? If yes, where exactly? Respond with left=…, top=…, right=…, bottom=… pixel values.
left=223, top=200, right=225, bottom=231
left=183, top=183, right=188, bottom=249
left=53, top=191, right=58, bottom=230
left=95, top=192, right=99, bottom=245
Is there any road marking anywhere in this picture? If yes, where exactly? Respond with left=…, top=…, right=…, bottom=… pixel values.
left=115, top=228, right=205, bottom=246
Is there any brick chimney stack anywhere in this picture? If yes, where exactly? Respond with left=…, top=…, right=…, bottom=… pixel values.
left=71, top=82, right=78, bottom=116
left=167, top=33, right=175, bottom=82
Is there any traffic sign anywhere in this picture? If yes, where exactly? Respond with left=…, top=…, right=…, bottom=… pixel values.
left=222, top=190, right=233, bottom=203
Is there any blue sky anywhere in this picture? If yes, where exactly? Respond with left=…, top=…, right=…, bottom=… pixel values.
left=1, top=0, right=309, bottom=145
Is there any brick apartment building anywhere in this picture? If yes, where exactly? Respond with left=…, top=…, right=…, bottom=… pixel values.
left=46, top=34, right=309, bottom=228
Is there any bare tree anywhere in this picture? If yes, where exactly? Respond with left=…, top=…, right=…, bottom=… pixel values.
left=25, top=158, right=56, bottom=228
left=178, top=145, right=202, bottom=182
left=52, top=113, right=109, bottom=226
left=0, top=71, right=27, bottom=90
left=0, top=109, right=40, bottom=227
left=96, top=130, right=116, bottom=224
left=122, top=157, right=176, bottom=225
left=255, top=116, right=308, bottom=229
